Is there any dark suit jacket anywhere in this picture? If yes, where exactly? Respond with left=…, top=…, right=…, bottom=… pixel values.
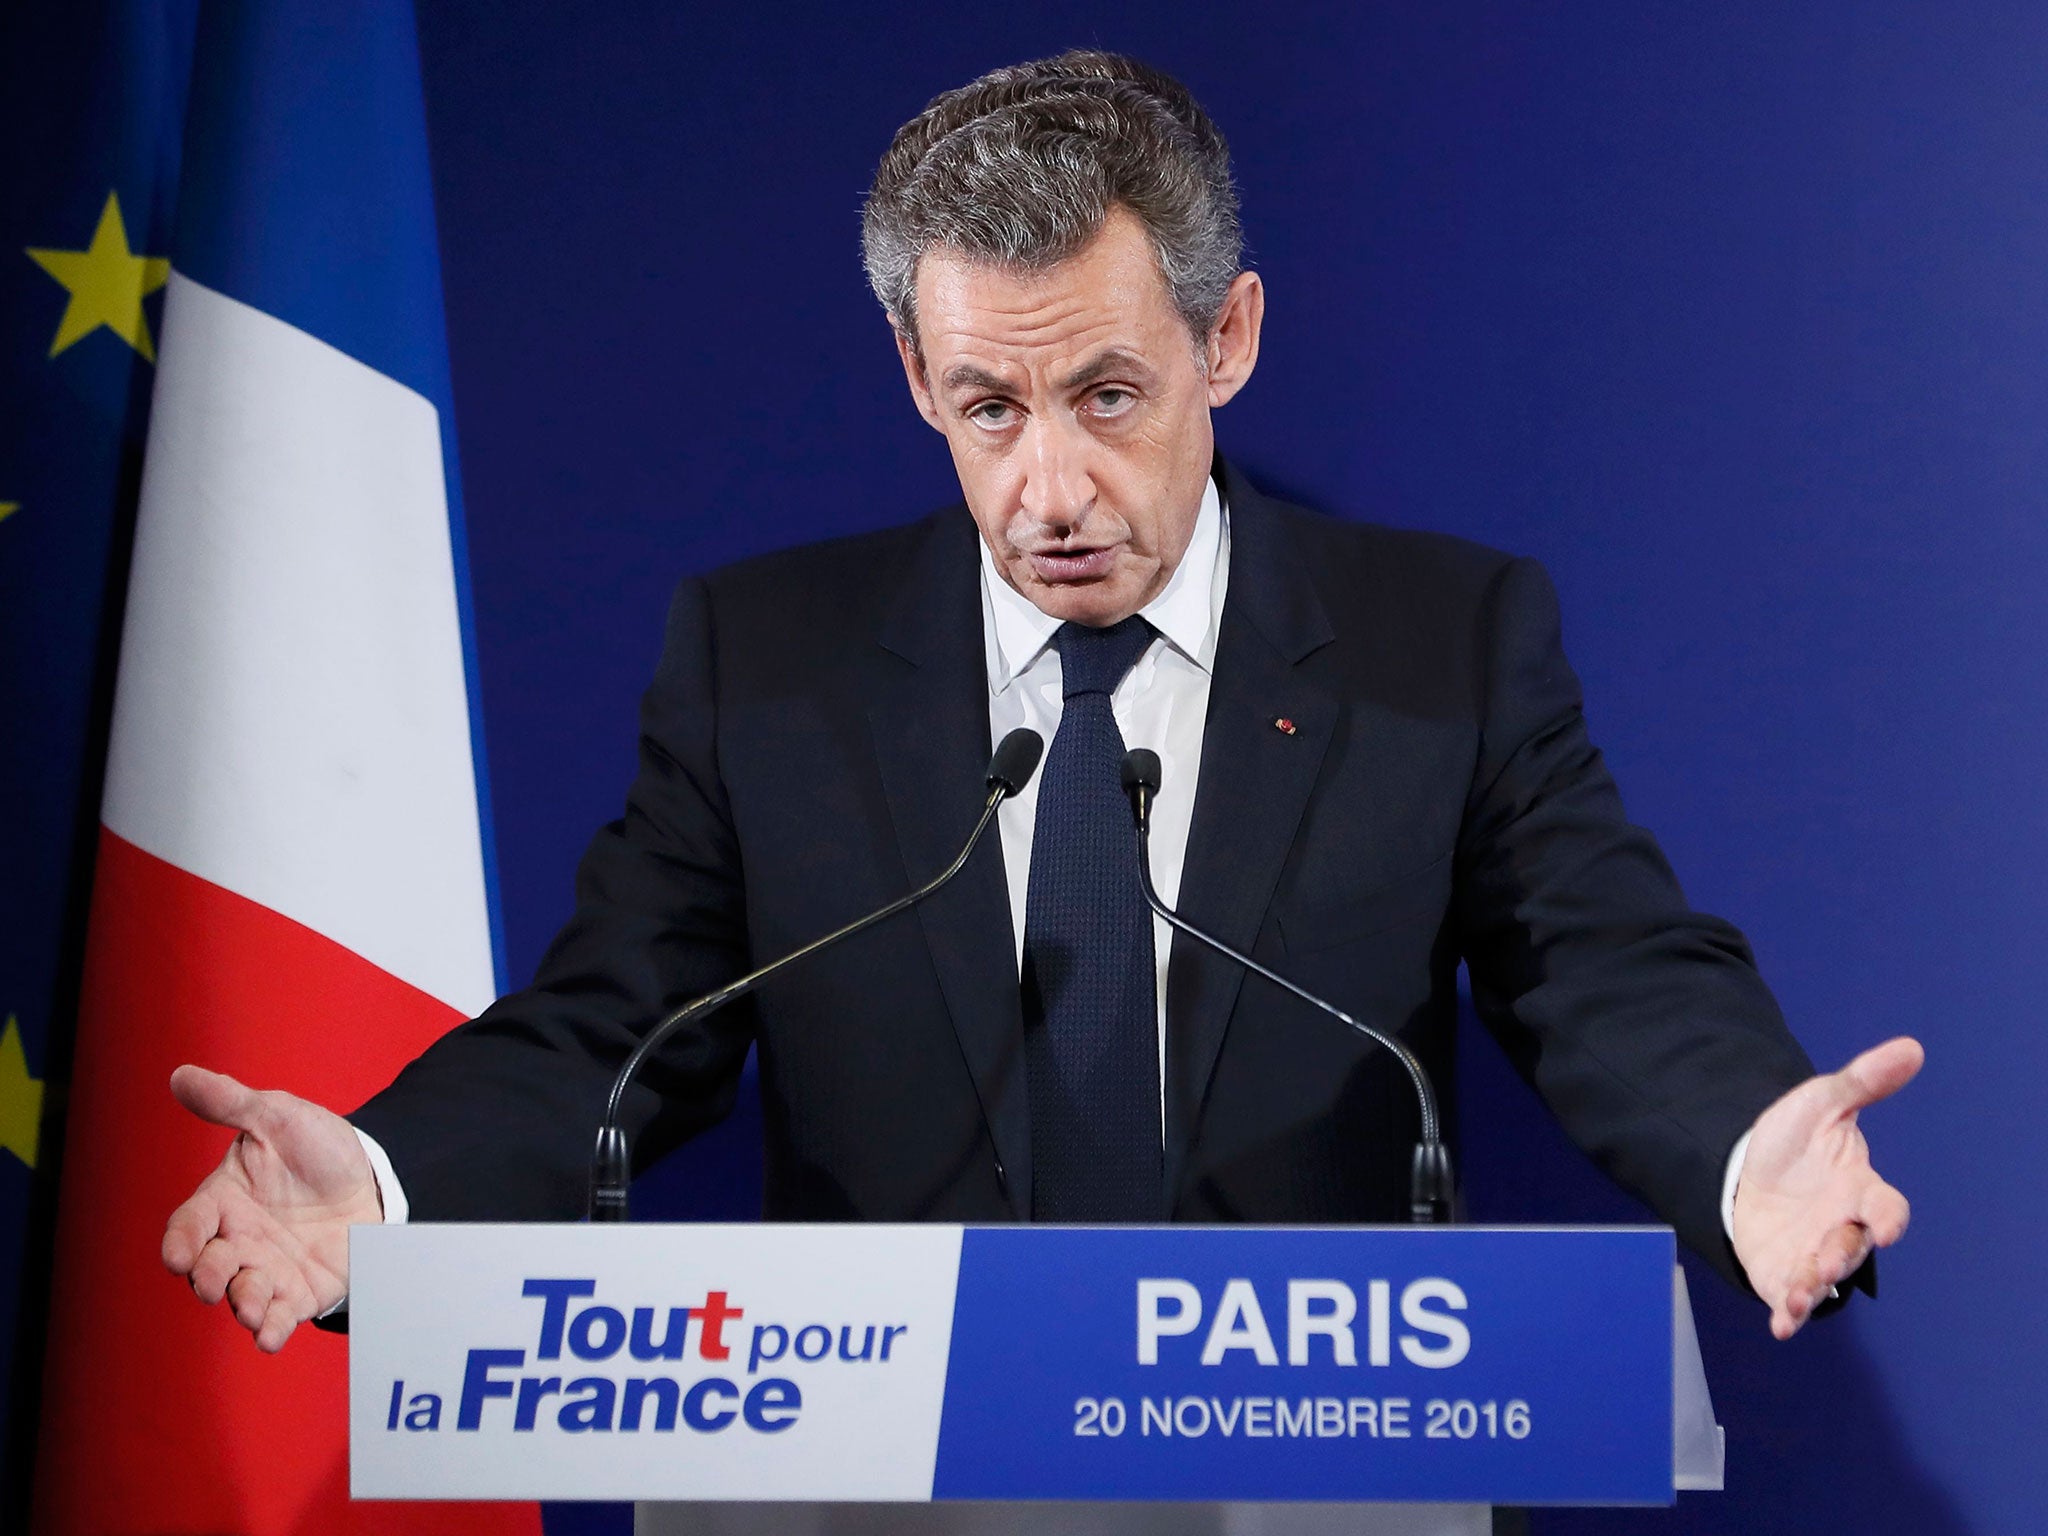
left=353, top=459, right=1819, bottom=1291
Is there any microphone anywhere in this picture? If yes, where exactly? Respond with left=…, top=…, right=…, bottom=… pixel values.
left=1119, top=748, right=1456, bottom=1224
left=589, top=727, right=1045, bottom=1221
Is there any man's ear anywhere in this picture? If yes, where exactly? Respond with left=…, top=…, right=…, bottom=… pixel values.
left=894, top=325, right=945, bottom=432
left=1204, top=270, right=1265, bottom=409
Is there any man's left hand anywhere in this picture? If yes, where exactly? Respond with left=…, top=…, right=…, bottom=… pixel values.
left=1732, top=1036, right=1923, bottom=1340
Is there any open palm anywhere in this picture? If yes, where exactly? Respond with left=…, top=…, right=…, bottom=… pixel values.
left=1732, top=1037, right=1922, bottom=1339
left=161, top=1065, right=383, bottom=1352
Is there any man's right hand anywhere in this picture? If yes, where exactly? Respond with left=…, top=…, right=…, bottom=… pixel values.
left=161, top=1065, right=382, bottom=1353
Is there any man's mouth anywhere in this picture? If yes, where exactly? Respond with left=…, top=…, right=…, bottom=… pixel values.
left=1026, top=545, right=1120, bottom=582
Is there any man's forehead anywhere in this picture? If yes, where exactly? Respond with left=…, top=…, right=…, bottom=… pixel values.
left=913, top=207, right=1183, bottom=380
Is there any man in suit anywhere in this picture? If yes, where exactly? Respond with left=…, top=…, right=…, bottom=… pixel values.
left=163, top=50, right=1917, bottom=1356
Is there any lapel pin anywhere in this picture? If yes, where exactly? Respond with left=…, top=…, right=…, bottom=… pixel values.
left=1273, top=717, right=1297, bottom=735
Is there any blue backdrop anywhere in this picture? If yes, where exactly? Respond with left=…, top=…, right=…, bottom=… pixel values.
left=412, top=2, right=2044, bottom=1530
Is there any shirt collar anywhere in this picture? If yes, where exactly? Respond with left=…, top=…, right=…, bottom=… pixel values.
left=980, top=475, right=1227, bottom=693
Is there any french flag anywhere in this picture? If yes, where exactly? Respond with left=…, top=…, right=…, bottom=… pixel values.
left=34, top=2, right=536, bottom=1531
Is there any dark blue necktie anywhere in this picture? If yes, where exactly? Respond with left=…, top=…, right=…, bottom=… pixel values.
left=1023, top=616, right=1161, bottom=1221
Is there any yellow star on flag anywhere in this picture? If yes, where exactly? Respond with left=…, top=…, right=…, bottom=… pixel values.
left=25, top=191, right=171, bottom=362
left=0, top=1015, right=43, bottom=1170
left=0, top=503, right=17, bottom=524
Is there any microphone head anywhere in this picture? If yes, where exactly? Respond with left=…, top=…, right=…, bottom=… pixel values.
left=1120, top=748, right=1162, bottom=797
left=987, top=728, right=1045, bottom=798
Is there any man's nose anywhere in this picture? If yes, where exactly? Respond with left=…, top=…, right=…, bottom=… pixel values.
left=1017, top=418, right=1096, bottom=531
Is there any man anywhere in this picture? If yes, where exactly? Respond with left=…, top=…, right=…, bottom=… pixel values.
left=164, top=50, right=1917, bottom=1358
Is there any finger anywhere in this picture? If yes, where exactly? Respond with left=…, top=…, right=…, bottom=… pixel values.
left=169, top=1064, right=269, bottom=1135
left=1860, top=1179, right=1912, bottom=1247
left=1772, top=1221, right=1873, bottom=1341
left=1771, top=1248, right=1834, bottom=1341
left=255, top=1292, right=301, bottom=1353
left=1813, top=1220, right=1872, bottom=1288
left=189, top=1234, right=263, bottom=1307
left=163, top=1189, right=222, bottom=1274
left=228, top=1266, right=276, bottom=1333
left=1825, top=1037, right=1925, bottom=1115
left=273, top=1266, right=322, bottom=1328
left=1777, top=1269, right=1826, bottom=1343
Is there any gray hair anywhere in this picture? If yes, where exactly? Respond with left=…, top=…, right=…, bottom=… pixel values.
left=861, top=50, right=1244, bottom=357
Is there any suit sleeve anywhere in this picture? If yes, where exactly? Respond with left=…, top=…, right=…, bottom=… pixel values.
left=349, top=576, right=756, bottom=1221
left=1452, top=556, right=1817, bottom=1291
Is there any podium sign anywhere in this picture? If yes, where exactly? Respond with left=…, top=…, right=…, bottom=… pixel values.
left=350, top=1224, right=1683, bottom=1505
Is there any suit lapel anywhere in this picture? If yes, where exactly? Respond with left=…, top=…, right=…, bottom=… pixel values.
left=1165, top=463, right=1337, bottom=1208
left=867, top=510, right=1031, bottom=1218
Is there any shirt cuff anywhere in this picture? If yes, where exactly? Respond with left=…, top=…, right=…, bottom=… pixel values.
left=355, top=1126, right=410, bottom=1225
left=316, top=1128, right=410, bottom=1321
left=1721, top=1127, right=1753, bottom=1242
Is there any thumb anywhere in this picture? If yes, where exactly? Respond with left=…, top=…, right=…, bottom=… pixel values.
left=169, top=1063, right=268, bottom=1134
left=1826, top=1036, right=1925, bottom=1116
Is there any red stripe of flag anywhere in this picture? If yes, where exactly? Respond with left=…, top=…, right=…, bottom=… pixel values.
left=34, top=829, right=539, bottom=1535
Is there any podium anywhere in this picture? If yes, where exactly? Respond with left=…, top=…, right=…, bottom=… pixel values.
left=350, top=1223, right=1723, bottom=1526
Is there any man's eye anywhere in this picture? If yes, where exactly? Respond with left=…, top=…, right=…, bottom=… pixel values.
left=1089, top=387, right=1135, bottom=416
left=968, top=400, right=1015, bottom=427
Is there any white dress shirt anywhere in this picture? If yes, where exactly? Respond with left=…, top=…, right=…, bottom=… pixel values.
left=356, top=471, right=1746, bottom=1242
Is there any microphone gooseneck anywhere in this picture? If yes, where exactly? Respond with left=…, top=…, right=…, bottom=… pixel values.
left=1118, top=748, right=1456, bottom=1224
left=589, top=727, right=1045, bottom=1222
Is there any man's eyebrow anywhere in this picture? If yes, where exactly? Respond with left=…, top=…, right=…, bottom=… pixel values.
left=940, top=363, right=1015, bottom=395
left=1060, top=349, right=1152, bottom=391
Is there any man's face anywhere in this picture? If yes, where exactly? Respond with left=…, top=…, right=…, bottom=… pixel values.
left=898, top=207, right=1261, bottom=627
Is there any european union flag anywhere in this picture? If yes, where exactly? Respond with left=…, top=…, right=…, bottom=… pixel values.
left=0, top=0, right=197, bottom=1509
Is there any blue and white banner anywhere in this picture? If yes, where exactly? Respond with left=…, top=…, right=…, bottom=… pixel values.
left=350, top=1223, right=1688, bottom=1506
